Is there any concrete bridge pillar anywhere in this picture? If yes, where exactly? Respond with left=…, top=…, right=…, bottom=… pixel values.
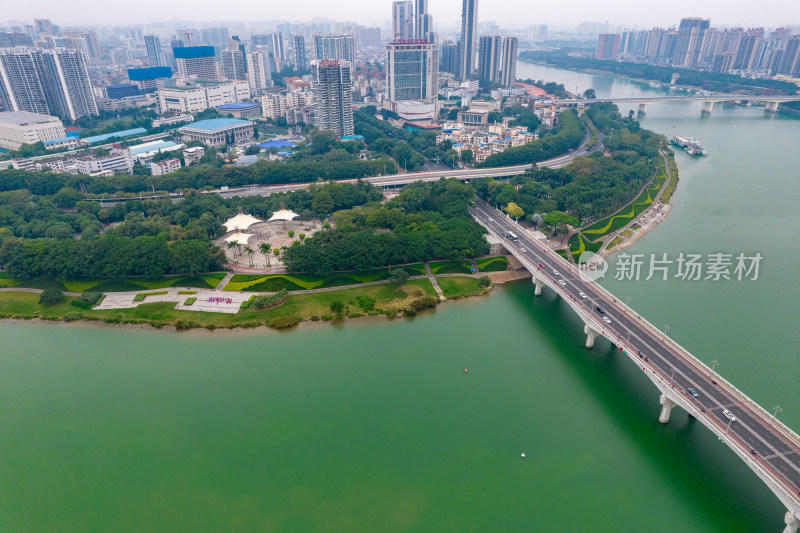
left=702, top=101, right=715, bottom=115
left=584, top=325, right=600, bottom=349
left=638, top=103, right=647, bottom=115
left=532, top=275, right=543, bottom=296
left=766, top=101, right=780, bottom=113
left=784, top=511, right=800, bottom=533
left=659, top=394, right=676, bottom=424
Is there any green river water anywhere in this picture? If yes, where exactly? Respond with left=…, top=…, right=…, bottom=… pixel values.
left=1, top=63, right=798, bottom=532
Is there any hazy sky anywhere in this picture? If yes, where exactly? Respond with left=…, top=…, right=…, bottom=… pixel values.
left=3, top=0, right=799, bottom=29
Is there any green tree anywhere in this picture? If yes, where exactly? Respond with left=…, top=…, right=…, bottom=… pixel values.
left=312, top=190, right=335, bottom=217
left=389, top=268, right=410, bottom=285
left=260, top=242, right=271, bottom=267
left=583, top=88, right=597, bottom=99
left=329, top=299, right=345, bottom=315
left=460, top=149, right=474, bottom=164
left=244, top=245, right=255, bottom=266
left=39, top=288, right=64, bottom=305
left=227, top=240, right=238, bottom=260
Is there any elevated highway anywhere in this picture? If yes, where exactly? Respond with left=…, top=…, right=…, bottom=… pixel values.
left=471, top=199, right=800, bottom=532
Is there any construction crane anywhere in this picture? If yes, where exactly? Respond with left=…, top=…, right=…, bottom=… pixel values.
left=177, top=30, right=194, bottom=46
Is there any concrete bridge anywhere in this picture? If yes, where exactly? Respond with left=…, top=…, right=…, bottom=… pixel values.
left=559, top=94, right=800, bottom=114
left=471, top=199, right=800, bottom=532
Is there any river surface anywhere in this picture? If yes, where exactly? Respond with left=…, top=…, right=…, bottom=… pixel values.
left=2, top=64, right=799, bottom=532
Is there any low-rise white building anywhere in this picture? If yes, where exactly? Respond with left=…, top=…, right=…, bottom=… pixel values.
left=149, top=158, right=182, bottom=175
left=156, top=81, right=250, bottom=114
left=178, top=118, right=255, bottom=147
left=70, top=148, right=135, bottom=175
left=152, top=113, right=194, bottom=127
left=182, top=146, right=205, bottom=165
left=0, top=111, right=66, bottom=150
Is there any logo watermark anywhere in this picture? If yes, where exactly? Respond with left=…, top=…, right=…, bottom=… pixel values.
left=611, top=252, right=763, bottom=282
left=577, top=251, right=609, bottom=282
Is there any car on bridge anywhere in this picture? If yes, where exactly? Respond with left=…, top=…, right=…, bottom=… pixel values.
left=723, top=409, right=737, bottom=422
left=596, top=306, right=605, bottom=314
left=579, top=292, right=587, bottom=299
left=602, top=316, right=612, bottom=324
left=558, top=279, right=566, bottom=286
left=687, top=388, right=699, bottom=398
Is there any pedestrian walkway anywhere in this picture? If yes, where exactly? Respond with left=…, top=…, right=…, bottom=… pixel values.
left=216, top=272, right=234, bottom=290
left=424, top=262, right=447, bottom=301
left=95, top=288, right=254, bottom=315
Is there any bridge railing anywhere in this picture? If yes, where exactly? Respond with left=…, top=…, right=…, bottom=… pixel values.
left=491, top=205, right=800, bottom=451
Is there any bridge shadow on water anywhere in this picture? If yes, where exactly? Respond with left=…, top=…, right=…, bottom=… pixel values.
left=503, top=281, right=784, bottom=532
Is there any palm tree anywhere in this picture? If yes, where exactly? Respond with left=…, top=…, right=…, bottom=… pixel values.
left=244, top=246, right=255, bottom=267
left=227, top=240, right=239, bottom=260
left=260, top=242, right=271, bottom=267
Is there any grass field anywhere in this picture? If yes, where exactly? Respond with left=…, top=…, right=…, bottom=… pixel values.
left=568, top=232, right=603, bottom=261
left=429, top=260, right=474, bottom=275
left=0, top=273, right=227, bottom=293
left=476, top=256, right=509, bottom=272
left=223, top=264, right=426, bottom=292
left=0, top=279, right=440, bottom=329
left=436, top=277, right=488, bottom=299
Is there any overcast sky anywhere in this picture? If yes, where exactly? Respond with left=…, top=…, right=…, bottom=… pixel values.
left=3, top=0, right=799, bottom=30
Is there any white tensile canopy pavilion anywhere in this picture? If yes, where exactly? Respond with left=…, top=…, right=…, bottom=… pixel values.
left=268, top=209, right=299, bottom=222
left=224, top=231, right=253, bottom=245
left=223, top=213, right=262, bottom=232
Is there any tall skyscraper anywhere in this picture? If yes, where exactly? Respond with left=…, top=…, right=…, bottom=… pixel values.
left=500, top=36, right=518, bottom=87
left=174, top=46, right=218, bottom=80
left=312, top=34, right=356, bottom=65
left=457, top=0, right=479, bottom=80
left=247, top=47, right=274, bottom=95
left=267, top=32, right=286, bottom=72
left=311, top=59, right=353, bottom=137
left=221, top=39, right=247, bottom=80
left=145, top=35, right=163, bottom=67
left=596, top=33, right=621, bottom=61
left=34, top=19, right=55, bottom=36
left=293, top=34, right=307, bottom=72
left=392, top=1, right=414, bottom=41
left=777, top=36, right=800, bottom=76
left=732, top=29, right=764, bottom=71
left=440, top=41, right=458, bottom=74
left=673, top=18, right=710, bottom=68
left=478, top=35, right=502, bottom=83
left=386, top=40, right=439, bottom=102
left=0, top=48, right=97, bottom=121
left=415, top=0, right=434, bottom=42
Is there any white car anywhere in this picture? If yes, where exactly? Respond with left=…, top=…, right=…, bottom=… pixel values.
left=488, top=217, right=494, bottom=222
left=723, top=410, right=736, bottom=422
left=520, top=247, right=527, bottom=253
left=552, top=270, right=559, bottom=276
left=579, top=292, right=587, bottom=299
left=558, top=279, right=566, bottom=286
left=602, top=316, right=612, bottom=324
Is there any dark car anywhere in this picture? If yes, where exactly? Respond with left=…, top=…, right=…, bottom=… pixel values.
left=596, top=306, right=605, bottom=314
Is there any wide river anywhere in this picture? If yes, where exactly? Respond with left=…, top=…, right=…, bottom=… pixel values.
left=2, top=63, right=799, bottom=532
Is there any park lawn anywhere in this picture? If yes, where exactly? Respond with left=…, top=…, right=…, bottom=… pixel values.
left=394, top=263, right=426, bottom=276
left=608, top=236, right=624, bottom=250
left=429, top=260, right=474, bottom=275
left=476, top=256, right=509, bottom=272
left=225, top=269, right=395, bottom=292
left=436, top=276, right=488, bottom=299
left=568, top=233, right=603, bottom=261
left=28, top=273, right=230, bottom=293
left=0, top=280, right=442, bottom=328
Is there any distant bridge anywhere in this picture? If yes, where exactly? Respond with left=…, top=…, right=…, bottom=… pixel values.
left=558, top=94, right=800, bottom=114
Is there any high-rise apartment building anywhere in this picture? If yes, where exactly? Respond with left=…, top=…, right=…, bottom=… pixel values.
left=415, top=0, right=435, bottom=42
left=311, top=59, right=353, bottom=137
left=34, top=19, right=55, bottom=36
left=478, top=35, right=502, bottom=83
left=440, top=41, right=458, bottom=74
left=777, top=36, right=800, bottom=76
left=500, top=36, right=518, bottom=88
left=457, top=0, right=479, bottom=80
left=0, top=48, right=97, bottom=121
left=145, top=35, right=162, bottom=67
left=293, top=34, right=307, bottom=72
left=221, top=40, right=247, bottom=80
left=672, top=18, right=710, bottom=68
left=312, top=34, right=356, bottom=66
left=596, top=33, right=621, bottom=61
left=174, top=46, right=218, bottom=81
left=246, top=47, right=274, bottom=95
left=392, top=1, right=414, bottom=41
left=732, top=29, right=764, bottom=71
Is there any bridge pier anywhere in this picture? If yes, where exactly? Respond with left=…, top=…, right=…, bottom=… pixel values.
left=766, top=101, right=780, bottom=113
left=637, top=103, right=647, bottom=115
left=659, top=394, right=677, bottom=424
left=785, top=511, right=800, bottom=533
left=532, top=275, right=543, bottom=296
left=702, top=101, right=715, bottom=115
left=584, top=325, right=600, bottom=349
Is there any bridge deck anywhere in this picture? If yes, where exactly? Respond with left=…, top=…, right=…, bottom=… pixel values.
left=471, top=200, right=800, bottom=517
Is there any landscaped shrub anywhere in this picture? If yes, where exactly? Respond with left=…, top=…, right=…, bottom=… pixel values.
left=479, top=276, right=492, bottom=288
left=356, top=295, right=376, bottom=312
left=268, top=315, right=299, bottom=329
left=250, top=289, right=288, bottom=311
left=64, top=312, right=84, bottom=321
left=184, top=297, right=197, bottom=305
left=409, top=295, right=438, bottom=312
left=310, top=315, right=320, bottom=321
left=39, top=288, right=64, bottom=305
